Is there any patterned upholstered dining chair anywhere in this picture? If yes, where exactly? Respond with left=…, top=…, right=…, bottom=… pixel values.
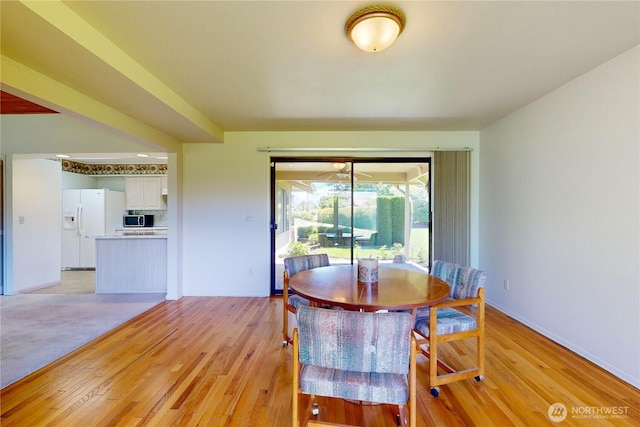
left=292, top=306, right=417, bottom=427
left=429, top=260, right=462, bottom=292
left=282, top=254, right=330, bottom=346
left=413, top=262, right=487, bottom=397
left=405, top=260, right=460, bottom=320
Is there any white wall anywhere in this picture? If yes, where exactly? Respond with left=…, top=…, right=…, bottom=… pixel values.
left=11, top=158, right=62, bottom=293
left=62, top=171, right=98, bottom=189
left=60, top=173, right=129, bottom=194
left=96, top=176, right=126, bottom=192
left=479, top=46, right=640, bottom=387
left=181, top=131, right=479, bottom=296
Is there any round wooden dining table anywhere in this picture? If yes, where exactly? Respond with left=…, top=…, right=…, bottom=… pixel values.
left=288, top=264, right=450, bottom=312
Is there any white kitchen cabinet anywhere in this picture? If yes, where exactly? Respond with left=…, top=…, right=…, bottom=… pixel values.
left=143, top=177, right=163, bottom=209
left=125, top=177, right=164, bottom=210
left=125, top=178, right=144, bottom=210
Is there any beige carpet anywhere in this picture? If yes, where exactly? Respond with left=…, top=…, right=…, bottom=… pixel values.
left=0, top=292, right=164, bottom=389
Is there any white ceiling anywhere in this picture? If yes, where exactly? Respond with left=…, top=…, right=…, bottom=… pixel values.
left=1, top=1, right=639, bottom=146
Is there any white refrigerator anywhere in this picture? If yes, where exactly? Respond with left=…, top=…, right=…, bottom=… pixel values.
left=62, top=189, right=125, bottom=269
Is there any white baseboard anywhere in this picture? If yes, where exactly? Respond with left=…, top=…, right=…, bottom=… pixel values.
left=18, top=280, right=62, bottom=294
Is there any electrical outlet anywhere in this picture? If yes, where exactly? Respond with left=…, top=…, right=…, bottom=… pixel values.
left=246, top=215, right=253, bottom=222
left=504, top=279, right=510, bottom=291
left=18, top=216, right=25, bottom=224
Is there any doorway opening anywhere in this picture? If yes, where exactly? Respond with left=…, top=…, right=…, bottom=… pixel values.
left=270, top=158, right=431, bottom=295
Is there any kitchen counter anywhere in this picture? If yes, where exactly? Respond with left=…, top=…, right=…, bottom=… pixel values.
left=114, top=227, right=167, bottom=236
left=95, top=236, right=167, bottom=293
left=97, top=235, right=167, bottom=239
left=115, top=227, right=167, bottom=231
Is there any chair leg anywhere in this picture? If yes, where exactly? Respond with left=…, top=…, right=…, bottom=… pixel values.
left=284, top=310, right=298, bottom=345
left=292, top=329, right=299, bottom=427
left=283, top=306, right=289, bottom=346
left=477, top=297, right=485, bottom=380
left=410, top=336, right=417, bottom=427
left=283, top=273, right=291, bottom=346
left=428, top=306, right=438, bottom=395
left=397, top=406, right=407, bottom=426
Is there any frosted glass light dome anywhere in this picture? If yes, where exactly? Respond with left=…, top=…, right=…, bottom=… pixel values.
left=345, top=5, right=406, bottom=53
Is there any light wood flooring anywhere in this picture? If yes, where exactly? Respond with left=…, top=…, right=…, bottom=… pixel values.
left=28, top=270, right=96, bottom=294
left=1, top=297, right=638, bottom=426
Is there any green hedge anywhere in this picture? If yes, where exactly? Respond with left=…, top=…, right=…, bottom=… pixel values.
left=391, top=196, right=406, bottom=246
left=302, top=197, right=405, bottom=247
left=376, top=196, right=405, bottom=246
left=317, top=206, right=375, bottom=230
left=354, top=206, right=375, bottom=230
left=317, top=207, right=350, bottom=227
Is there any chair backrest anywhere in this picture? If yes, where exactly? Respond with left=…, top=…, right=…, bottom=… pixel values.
left=452, top=266, right=486, bottom=299
left=430, top=260, right=462, bottom=287
left=296, top=306, right=413, bottom=375
left=369, top=232, right=378, bottom=245
left=284, top=254, right=330, bottom=278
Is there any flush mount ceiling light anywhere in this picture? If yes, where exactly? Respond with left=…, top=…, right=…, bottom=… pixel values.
left=345, top=4, right=406, bottom=53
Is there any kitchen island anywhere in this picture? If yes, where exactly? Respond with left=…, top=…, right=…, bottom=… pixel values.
left=95, top=235, right=167, bottom=293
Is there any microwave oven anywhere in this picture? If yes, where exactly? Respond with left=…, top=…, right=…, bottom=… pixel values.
left=123, top=214, right=154, bottom=228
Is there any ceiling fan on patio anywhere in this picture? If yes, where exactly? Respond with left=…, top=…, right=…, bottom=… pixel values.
left=317, top=162, right=371, bottom=182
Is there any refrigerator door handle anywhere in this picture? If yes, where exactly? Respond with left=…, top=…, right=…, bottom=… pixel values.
left=77, top=204, right=83, bottom=236
left=73, top=203, right=80, bottom=236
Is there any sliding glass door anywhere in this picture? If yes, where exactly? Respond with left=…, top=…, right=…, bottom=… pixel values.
left=271, top=158, right=431, bottom=295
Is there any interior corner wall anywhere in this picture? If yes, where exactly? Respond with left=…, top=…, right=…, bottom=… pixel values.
left=12, top=158, right=62, bottom=293
left=479, top=46, right=640, bottom=387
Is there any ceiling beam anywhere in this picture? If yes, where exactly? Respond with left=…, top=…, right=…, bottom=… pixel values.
left=1, top=55, right=182, bottom=152
left=20, top=0, right=224, bottom=143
